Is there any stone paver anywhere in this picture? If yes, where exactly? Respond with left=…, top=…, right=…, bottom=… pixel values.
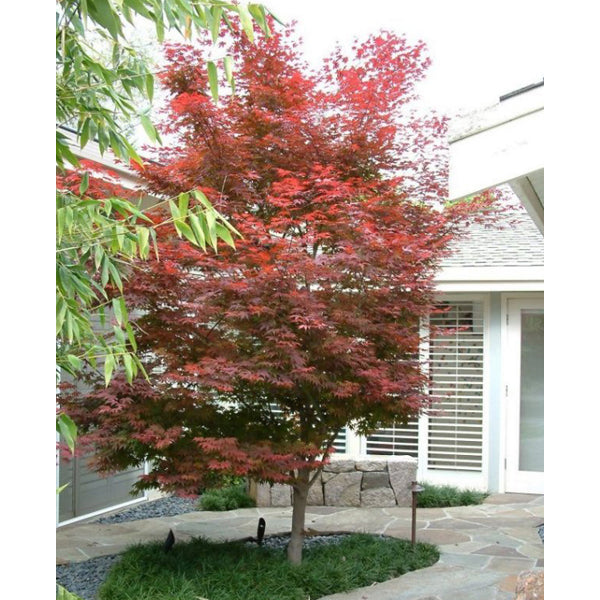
left=56, top=493, right=544, bottom=600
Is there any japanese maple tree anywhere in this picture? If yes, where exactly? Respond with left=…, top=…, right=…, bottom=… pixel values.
left=63, top=23, right=499, bottom=564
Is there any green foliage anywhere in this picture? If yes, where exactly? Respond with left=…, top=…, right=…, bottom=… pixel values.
left=200, top=481, right=256, bottom=511
left=55, top=184, right=240, bottom=382
left=56, top=412, right=78, bottom=453
left=56, top=584, right=84, bottom=600
left=98, top=534, right=439, bottom=600
left=56, top=1, right=278, bottom=169
left=416, top=483, right=489, bottom=508
left=55, top=1, right=273, bottom=383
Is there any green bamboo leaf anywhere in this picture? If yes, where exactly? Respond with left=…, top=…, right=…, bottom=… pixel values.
left=169, top=199, right=180, bottom=221
left=104, top=353, right=115, bottom=386
left=216, top=223, right=236, bottom=248
left=104, top=198, right=113, bottom=216
left=145, top=72, right=154, bottom=102
left=189, top=213, right=207, bottom=251
left=176, top=220, right=198, bottom=245
left=236, top=4, right=254, bottom=43
left=88, top=0, right=122, bottom=39
left=210, top=5, right=222, bottom=42
left=115, top=224, right=126, bottom=250
left=119, top=296, right=128, bottom=325
left=56, top=298, right=68, bottom=335
left=80, top=118, right=91, bottom=148
left=65, top=205, right=74, bottom=234
left=125, top=322, right=138, bottom=352
left=79, top=171, right=89, bottom=195
left=101, top=255, right=110, bottom=287
left=56, top=483, right=70, bottom=495
left=98, top=304, right=106, bottom=327
left=248, top=3, right=269, bottom=35
left=223, top=55, right=234, bottom=86
left=123, top=138, right=143, bottom=167
left=57, top=413, right=78, bottom=454
left=66, top=311, right=74, bottom=343
left=137, top=226, right=150, bottom=259
left=57, top=207, right=66, bottom=244
left=134, top=355, right=149, bottom=381
left=66, top=354, right=83, bottom=371
left=56, top=583, right=85, bottom=600
left=207, top=60, right=219, bottom=102
left=178, top=192, right=190, bottom=218
left=113, top=324, right=126, bottom=345
left=140, top=114, right=158, bottom=143
left=112, top=297, right=123, bottom=326
left=149, top=227, right=159, bottom=260
left=192, top=189, right=213, bottom=209
left=123, top=352, right=134, bottom=382
left=107, top=261, right=123, bottom=291
left=94, top=244, right=104, bottom=270
left=206, top=208, right=217, bottom=249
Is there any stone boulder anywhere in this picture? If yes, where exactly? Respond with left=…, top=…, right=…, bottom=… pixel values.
left=324, top=471, right=362, bottom=506
left=387, top=456, right=417, bottom=506
left=514, top=570, right=544, bottom=600
left=361, top=487, right=397, bottom=507
left=323, top=459, right=356, bottom=473
left=270, top=483, right=292, bottom=506
left=307, top=473, right=324, bottom=505
left=361, top=471, right=391, bottom=490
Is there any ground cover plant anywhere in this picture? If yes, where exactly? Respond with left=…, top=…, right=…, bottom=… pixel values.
left=98, top=534, right=439, bottom=600
left=199, top=480, right=256, bottom=511
left=63, top=18, right=504, bottom=565
left=417, top=483, right=489, bottom=508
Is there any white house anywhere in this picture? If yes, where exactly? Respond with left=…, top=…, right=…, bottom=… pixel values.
left=57, top=81, right=544, bottom=525
left=332, top=81, right=544, bottom=495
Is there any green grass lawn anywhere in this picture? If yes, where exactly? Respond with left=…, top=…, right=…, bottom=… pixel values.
left=98, top=534, right=439, bottom=600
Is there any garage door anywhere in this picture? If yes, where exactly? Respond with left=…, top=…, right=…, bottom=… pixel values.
left=58, top=453, right=144, bottom=523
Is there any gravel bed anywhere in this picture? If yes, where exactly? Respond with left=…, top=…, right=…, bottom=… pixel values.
left=57, top=495, right=200, bottom=600
left=247, top=533, right=352, bottom=551
left=57, top=554, right=122, bottom=600
left=93, top=495, right=199, bottom=524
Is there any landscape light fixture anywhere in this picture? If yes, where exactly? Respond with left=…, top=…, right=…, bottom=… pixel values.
left=411, top=481, right=424, bottom=545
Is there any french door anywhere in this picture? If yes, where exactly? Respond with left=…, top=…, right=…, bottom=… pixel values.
left=505, top=298, right=544, bottom=493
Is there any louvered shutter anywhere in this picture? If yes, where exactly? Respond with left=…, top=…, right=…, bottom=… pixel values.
left=365, top=420, right=419, bottom=457
left=427, top=301, right=484, bottom=471
left=331, top=429, right=347, bottom=453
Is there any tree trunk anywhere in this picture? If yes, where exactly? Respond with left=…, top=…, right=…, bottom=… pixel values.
left=287, top=468, right=310, bottom=565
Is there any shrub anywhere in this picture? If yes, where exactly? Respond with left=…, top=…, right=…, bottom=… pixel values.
left=199, top=481, right=256, bottom=511
left=416, top=483, right=489, bottom=508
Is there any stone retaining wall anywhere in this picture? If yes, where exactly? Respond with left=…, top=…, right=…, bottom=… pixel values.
left=249, top=456, right=417, bottom=508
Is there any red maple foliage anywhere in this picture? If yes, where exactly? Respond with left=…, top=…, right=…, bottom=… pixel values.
left=62, top=22, right=501, bottom=563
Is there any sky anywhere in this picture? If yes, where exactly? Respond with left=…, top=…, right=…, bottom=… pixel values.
left=259, top=0, right=544, bottom=116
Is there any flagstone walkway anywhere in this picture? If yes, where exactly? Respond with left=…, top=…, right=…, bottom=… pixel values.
left=57, top=493, right=543, bottom=600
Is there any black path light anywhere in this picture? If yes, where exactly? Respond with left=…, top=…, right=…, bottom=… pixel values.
left=411, top=482, right=424, bottom=545
left=163, top=528, right=175, bottom=553
left=256, top=517, right=266, bottom=545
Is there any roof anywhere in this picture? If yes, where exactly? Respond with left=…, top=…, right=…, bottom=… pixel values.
left=435, top=207, right=544, bottom=292
left=448, top=82, right=544, bottom=235
left=442, top=211, right=544, bottom=269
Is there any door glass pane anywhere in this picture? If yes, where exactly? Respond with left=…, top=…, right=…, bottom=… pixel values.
left=519, top=310, right=544, bottom=472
